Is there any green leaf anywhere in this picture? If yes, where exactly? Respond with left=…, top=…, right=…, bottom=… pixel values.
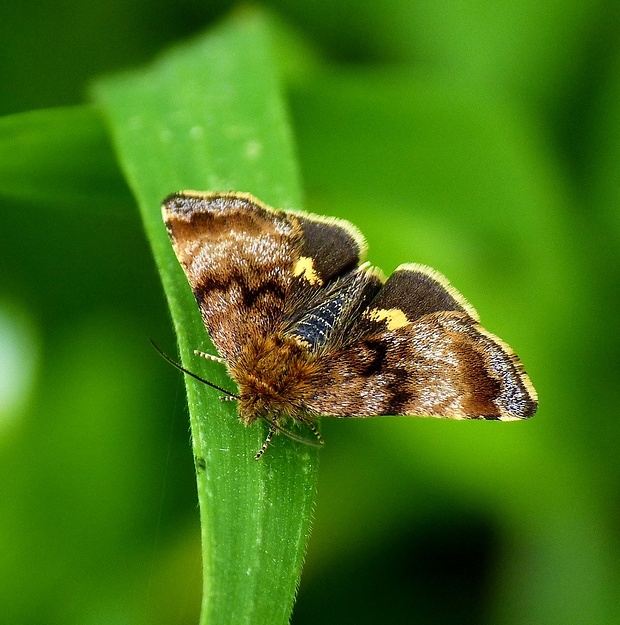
left=0, top=106, right=132, bottom=208
left=93, top=10, right=318, bottom=625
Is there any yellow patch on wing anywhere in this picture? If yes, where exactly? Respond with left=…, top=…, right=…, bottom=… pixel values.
left=367, top=307, right=410, bottom=330
left=293, top=256, right=323, bottom=285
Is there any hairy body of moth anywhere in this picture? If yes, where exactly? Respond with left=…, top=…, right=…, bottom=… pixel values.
left=230, top=334, right=321, bottom=426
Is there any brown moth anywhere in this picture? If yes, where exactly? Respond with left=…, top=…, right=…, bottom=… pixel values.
left=162, top=191, right=538, bottom=458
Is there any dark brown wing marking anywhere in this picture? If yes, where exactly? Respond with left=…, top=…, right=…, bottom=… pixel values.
left=285, top=209, right=367, bottom=285
left=289, top=211, right=367, bottom=283
left=358, top=263, right=479, bottom=337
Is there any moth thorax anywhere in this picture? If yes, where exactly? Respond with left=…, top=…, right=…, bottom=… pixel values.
left=231, top=334, right=316, bottom=425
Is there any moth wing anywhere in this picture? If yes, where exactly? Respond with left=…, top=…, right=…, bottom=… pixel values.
left=162, top=192, right=366, bottom=361
left=284, top=208, right=368, bottom=284
left=310, top=264, right=538, bottom=420
left=358, top=262, right=480, bottom=330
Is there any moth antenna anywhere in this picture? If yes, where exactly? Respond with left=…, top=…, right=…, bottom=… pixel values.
left=254, top=426, right=275, bottom=460
left=194, top=350, right=225, bottom=365
left=150, top=340, right=240, bottom=399
left=219, top=396, right=238, bottom=402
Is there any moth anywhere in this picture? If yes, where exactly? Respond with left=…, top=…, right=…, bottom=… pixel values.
left=162, top=191, right=538, bottom=459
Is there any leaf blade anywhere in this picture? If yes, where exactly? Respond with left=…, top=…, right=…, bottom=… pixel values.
left=93, top=11, right=318, bottom=625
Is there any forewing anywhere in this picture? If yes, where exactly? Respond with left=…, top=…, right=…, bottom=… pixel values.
left=162, top=192, right=367, bottom=361
left=286, top=209, right=367, bottom=284
left=308, top=265, right=537, bottom=420
left=163, top=191, right=303, bottom=360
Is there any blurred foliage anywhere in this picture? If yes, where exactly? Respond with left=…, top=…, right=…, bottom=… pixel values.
left=1, top=2, right=619, bottom=625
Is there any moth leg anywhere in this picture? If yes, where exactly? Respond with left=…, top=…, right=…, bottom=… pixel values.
left=194, top=350, right=225, bottom=365
left=254, top=426, right=276, bottom=460
left=306, top=421, right=324, bottom=445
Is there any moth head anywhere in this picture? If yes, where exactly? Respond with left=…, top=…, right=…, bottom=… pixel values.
left=234, top=371, right=309, bottom=427
left=231, top=335, right=319, bottom=426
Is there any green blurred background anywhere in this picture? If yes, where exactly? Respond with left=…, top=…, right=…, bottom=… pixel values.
left=1, top=1, right=619, bottom=624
